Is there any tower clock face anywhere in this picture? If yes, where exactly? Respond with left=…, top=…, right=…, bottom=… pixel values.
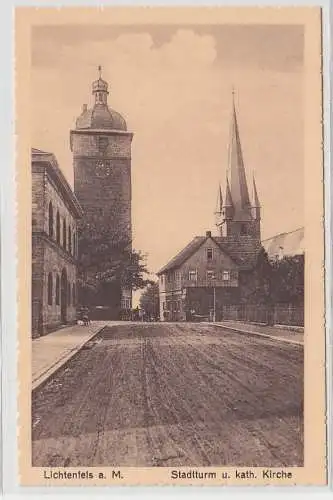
left=95, top=159, right=111, bottom=178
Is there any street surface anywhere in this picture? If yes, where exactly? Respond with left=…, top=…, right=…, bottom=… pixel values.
left=32, top=323, right=303, bottom=467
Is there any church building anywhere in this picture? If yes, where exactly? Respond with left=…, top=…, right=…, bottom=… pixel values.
left=157, top=95, right=262, bottom=321
left=70, top=67, right=133, bottom=318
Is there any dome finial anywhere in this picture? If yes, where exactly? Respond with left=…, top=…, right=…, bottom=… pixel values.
left=98, top=65, right=102, bottom=79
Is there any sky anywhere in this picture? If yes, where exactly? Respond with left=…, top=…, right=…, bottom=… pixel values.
left=31, top=24, right=304, bottom=280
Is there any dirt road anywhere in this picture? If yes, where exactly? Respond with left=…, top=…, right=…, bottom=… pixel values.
left=32, top=323, right=303, bottom=467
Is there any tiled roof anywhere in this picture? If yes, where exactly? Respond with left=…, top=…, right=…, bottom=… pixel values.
left=157, top=237, right=206, bottom=275
left=262, top=228, right=304, bottom=259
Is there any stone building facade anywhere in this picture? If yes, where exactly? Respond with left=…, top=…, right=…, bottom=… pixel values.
left=70, top=67, right=133, bottom=318
left=31, top=148, right=83, bottom=337
left=157, top=95, right=262, bottom=321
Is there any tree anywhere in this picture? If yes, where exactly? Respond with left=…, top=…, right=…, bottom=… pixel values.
left=139, top=282, right=160, bottom=319
left=241, top=247, right=273, bottom=305
left=270, top=254, right=304, bottom=304
left=77, top=221, right=154, bottom=306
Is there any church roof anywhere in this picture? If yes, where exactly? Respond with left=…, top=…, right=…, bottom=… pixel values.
left=262, top=227, right=304, bottom=259
left=76, top=104, right=127, bottom=131
left=31, top=148, right=83, bottom=218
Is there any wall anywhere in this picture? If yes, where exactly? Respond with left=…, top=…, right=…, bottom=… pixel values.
left=31, top=166, right=80, bottom=337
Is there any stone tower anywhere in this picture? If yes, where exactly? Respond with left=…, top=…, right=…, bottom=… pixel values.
left=215, top=93, right=261, bottom=243
left=70, top=66, right=133, bottom=317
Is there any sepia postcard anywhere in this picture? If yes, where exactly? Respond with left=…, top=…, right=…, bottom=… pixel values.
left=15, top=6, right=326, bottom=487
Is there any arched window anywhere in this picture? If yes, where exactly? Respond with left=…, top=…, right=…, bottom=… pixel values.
left=72, top=283, right=76, bottom=305
left=48, top=202, right=54, bottom=237
left=63, top=219, right=67, bottom=250
left=47, top=273, right=53, bottom=305
left=67, top=282, right=71, bottom=306
left=56, top=211, right=60, bottom=244
left=55, top=275, right=60, bottom=305
left=73, top=232, right=76, bottom=257
left=68, top=226, right=72, bottom=254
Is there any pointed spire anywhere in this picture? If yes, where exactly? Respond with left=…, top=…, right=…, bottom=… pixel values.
left=252, top=175, right=260, bottom=207
left=215, top=184, right=223, bottom=214
left=228, top=91, right=251, bottom=219
left=224, top=177, right=233, bottom=207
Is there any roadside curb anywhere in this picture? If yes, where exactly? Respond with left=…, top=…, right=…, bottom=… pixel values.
left=213, top=323, right=304, bottom=346
left=32, top=324, right=107, bottom=391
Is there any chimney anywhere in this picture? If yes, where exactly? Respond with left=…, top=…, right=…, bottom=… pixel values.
left=206, top=231, right=212, bottom=238
left=82, top=104, right=87, bottom=113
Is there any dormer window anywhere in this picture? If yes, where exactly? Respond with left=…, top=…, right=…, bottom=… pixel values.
left=206, top=270, right=215, bottom=280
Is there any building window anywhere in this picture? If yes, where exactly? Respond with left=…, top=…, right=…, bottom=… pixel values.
left=73, top=232, right=76, bottom=257
left=63, top=219, right=67, bottom=250
left=56, top=211, right=60, bottom=244
left=189, top=270, right=197, bottom=281
left=68, top=226, right=72, bottom=254
left=160, top=275, right=164, bottom=285
left=72, top=283, right=76, bottom=305
left=175, top=271, right=181, bottom=282
left=206, top=270, right=215, bottom=280
left=48, top=202, right=54, bottom=237
left=222, top=271, right=230, bottom=281
left=67, top=282, right=71, bottom=306
left=167, top=273, right=172, bottom=283
left=162, top=302, right=166, bottom=310
left=55, top=275, right=60, bottom=305
left=47, top=273, right=53, bottom=305
left=207, top=248, right=213, bottom=261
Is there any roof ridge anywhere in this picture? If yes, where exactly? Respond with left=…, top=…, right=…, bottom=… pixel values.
left=263, top=227, right=304, bottom=242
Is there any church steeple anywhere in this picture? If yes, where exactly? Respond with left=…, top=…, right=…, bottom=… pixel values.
left=92, top=65, right=109, bottom=106
left=215, top=91, right=261, bottom=242
left=228, top=91, right=251, bottom=221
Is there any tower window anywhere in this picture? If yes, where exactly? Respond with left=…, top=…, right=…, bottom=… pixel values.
left=207, top=248, right=213, bottom=261
left=68, top=226, right=72, bottom=254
